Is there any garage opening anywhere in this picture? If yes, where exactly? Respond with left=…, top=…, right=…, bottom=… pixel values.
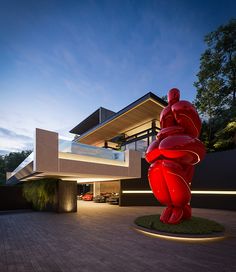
left=77, top=180, right=120, bottom=205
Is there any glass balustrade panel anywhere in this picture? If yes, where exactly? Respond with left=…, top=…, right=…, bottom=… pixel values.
left=59, top=139, right=125, bottom=161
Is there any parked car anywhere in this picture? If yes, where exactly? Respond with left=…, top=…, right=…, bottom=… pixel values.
left=107, top=193, right=119, bottom=205
left=82, top=192, right=93, bottom=201
left=77, top=193, right=84, bottom=200
left=103, top=192, right=113, bottom=202
left=94, top=192, right=112, bottom=203
left=93, top=194, right=106, bottom=203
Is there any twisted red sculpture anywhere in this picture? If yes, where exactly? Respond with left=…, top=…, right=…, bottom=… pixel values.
left=145, top=88, right=206, bottom=224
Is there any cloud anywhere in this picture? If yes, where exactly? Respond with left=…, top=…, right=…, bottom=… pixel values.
left=0, top=127, right=33, bottom=141
left=0, top=127, right=33, bottom=154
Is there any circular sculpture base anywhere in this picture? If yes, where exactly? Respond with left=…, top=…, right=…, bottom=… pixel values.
left=134, top=214, right=226, bottom=243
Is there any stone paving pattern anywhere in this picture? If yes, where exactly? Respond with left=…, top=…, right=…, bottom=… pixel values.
left=0, top=201, right=236, bottom=272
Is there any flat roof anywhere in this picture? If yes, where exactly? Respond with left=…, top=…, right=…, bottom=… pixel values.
left=75, top=92, right=167, bottom=145
left=70, top=107, right=115, bottom=135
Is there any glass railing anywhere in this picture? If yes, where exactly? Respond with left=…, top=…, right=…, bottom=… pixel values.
left=59, top=139, right=125, bottom=161
left=9, top=152, right=34, bottom=178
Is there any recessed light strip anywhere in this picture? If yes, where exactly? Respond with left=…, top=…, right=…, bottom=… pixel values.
left=191, top=190, right=236, bottom=195
left=122, top=190, right=153, bottom=194
left=122, top=190, right=236, bottom=195
left=134, top=228, right=226, bottom=243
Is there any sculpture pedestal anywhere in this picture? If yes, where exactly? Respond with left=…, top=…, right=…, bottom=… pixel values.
left=134, top=214, right=225, bottom=243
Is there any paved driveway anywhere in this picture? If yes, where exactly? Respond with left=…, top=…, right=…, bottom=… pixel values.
left=0, top=201, right=235, bottom=272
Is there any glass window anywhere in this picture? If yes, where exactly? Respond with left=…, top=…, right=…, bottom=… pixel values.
left=136, top=139, right=148, bottom=153
left=120, top=145, right=126, bottom=151
left=149, top=135, right=156, bottom=145
left=125, top=142, right=135, bottom=150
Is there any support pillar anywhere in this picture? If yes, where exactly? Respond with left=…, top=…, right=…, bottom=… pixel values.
left=93, top=182, right=101, bottom=197
left=57, top=180, right=77, bottom=212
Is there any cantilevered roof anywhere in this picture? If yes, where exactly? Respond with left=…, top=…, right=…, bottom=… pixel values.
left=75, top=92, right=167, bottom=145
left=70, top=107, right=115, bottom=135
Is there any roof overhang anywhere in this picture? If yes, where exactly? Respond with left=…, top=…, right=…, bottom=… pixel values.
left=77, top=93, right=167, bottom=145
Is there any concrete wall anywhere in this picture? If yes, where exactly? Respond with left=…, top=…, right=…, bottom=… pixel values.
left=11, top=129, right=142, bottom=185
left=100, top=181, right=120, bottom=193
left=120, top=159, right=159, bottom=206
left=191, top=148, right=236, bottom=210
left=192, top=148, right=236, bottom=189
left=120, top=149, right=236, bottom=210
left=35, top=128, right=58, bottom=172
left=0, top=186, right=31, bottom=211
left=93, top=181, right=120, bottom=197
left=58, top=149, right=141, bottom=179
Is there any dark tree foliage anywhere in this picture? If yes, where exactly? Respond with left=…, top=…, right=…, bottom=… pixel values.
left=0, top=150, right=32, bottom=183
left=194, top=19, right=236, bottom=152
left=161, top=95, right=168, bottom=103
left=4, top=150, right=32, bottom=172
left=0, top=156, right=5, bottom=183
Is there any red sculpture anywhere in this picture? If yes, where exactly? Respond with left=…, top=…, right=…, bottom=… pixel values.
left=145, top=88, right=206, bottom=224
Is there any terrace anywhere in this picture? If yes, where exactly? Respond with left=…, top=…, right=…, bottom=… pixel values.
left=7, top=128, right=141, bottom=183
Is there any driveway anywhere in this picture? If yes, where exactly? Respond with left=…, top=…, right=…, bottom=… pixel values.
left=0, top=201, right=235, bottom=272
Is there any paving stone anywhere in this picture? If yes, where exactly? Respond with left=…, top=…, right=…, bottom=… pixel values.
left=0, top=202, right=235, bottom=272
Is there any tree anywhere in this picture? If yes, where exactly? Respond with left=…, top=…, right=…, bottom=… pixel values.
left=161, top=95, right=168, bottom=103
left=0, top=156, right=5, bottom=183
left=4, top=150, right=32, bottom=172
left=213, top=119, right=236, bottom=151
left=194, top=19, right=236, bottom=151
left=0, top=150, right=32, bottom=183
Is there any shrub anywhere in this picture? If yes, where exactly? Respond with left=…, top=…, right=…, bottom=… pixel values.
left=23, top=179, right=58, bottom=211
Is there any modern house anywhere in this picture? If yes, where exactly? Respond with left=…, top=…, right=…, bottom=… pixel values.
left=7, top=92, right=167, bottom=209
left=7, top=92, right=236, bottom=211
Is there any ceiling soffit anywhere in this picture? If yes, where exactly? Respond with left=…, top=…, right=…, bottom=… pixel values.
left=79, top=98, right=164, bottom=145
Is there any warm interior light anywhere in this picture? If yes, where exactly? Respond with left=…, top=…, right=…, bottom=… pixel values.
left=122, top=190, right=236, bottom=195
left=77, top=177, right=118, bottom=183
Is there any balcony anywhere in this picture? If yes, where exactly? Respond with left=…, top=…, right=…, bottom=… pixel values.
left=7, top=128, right=141, bottom=183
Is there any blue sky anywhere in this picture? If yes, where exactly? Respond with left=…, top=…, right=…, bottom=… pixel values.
left=0, top=0, right=235, bottom=155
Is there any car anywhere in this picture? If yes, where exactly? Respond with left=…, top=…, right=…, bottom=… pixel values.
left=107, top=193, right=119, bottom=205
left=93, top=194, right=106, bottom=203
left=103, top=192, right=113, bottom=202
left=82, top=192, right=93, bottom=201
left=93, top=192, right=112, bottom=203
left=77, top=193, right=84, bottom=200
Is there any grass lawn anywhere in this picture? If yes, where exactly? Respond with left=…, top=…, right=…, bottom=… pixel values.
left=134, top=214, right=225, bottom=235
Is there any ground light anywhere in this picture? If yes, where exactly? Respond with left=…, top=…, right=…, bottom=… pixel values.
left=133, top=227, right=227, bottom=243
left=134, top=214, right=226, bottom=243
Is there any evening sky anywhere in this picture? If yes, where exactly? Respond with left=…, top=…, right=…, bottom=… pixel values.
left=0, top=0, right=235, bottom=154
